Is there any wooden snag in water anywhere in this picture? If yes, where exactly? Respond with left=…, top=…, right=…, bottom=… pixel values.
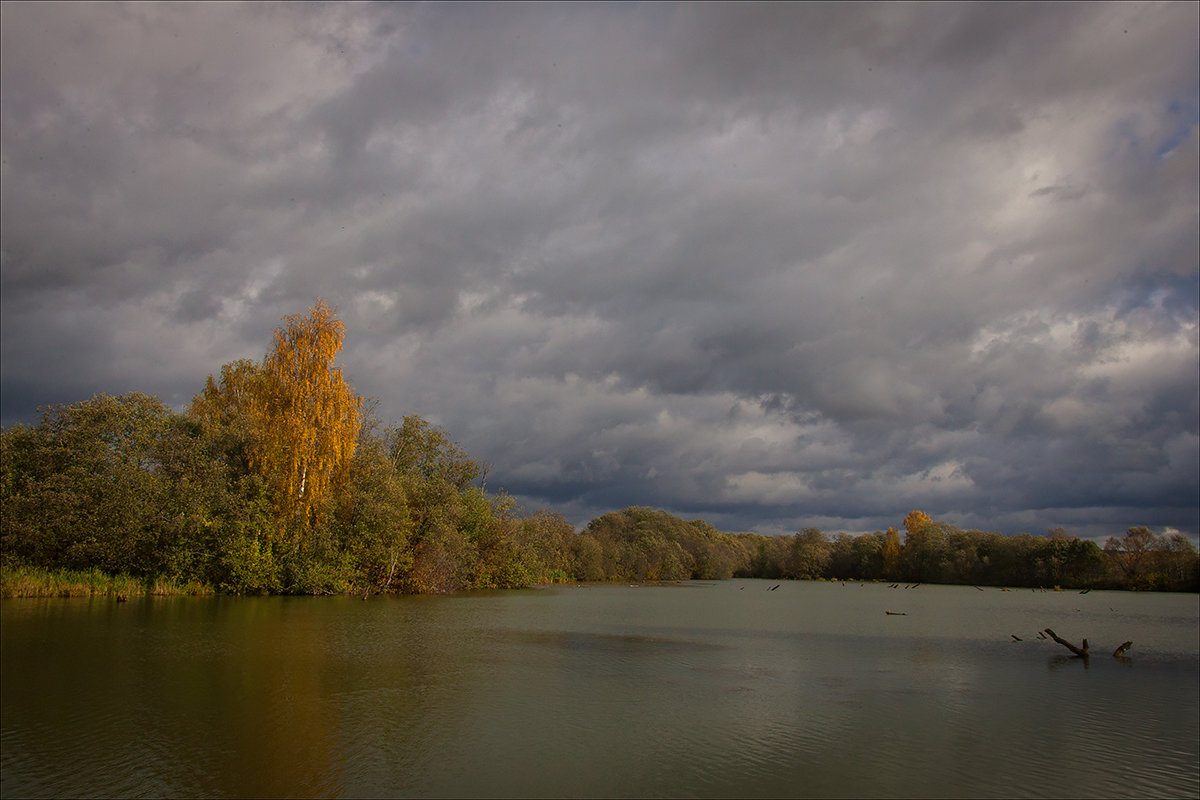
left=1044, top=628, right=1089, bottom=657
left=1045, top=629, right=1134, bottom=659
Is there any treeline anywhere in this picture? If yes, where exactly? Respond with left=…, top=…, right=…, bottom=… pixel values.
left=570, top=507, right=1196, bottom=591
left=0, top=394, right=590, bottom=595
left=2, top=303, right=1196, bottom=595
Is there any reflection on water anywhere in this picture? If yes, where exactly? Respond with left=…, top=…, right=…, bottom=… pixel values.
left=2, top=583, right=1197, bottom=798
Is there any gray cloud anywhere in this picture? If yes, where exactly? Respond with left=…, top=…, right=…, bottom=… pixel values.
left=2, top=2, right=1196, bottom=543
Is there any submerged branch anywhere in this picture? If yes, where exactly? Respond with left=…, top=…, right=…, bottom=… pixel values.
left=1044, top=629, right=1134, bottom=659
left=1044, top=628, right=1089, bottom=657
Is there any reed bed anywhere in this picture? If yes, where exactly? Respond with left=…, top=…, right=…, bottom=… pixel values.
left=0, top=565, right=213, bottom=598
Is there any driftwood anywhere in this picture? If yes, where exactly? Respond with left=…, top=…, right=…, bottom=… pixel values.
left=1011, top=634, right=1023, bottom=641
left=1044, top=628, right=1089, bottom=657
left=1045, top=628, right=1134, bottom=659
left=885, top=610, right=907, bottom=615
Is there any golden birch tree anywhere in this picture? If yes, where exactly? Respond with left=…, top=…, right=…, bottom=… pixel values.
left=256, top=299, right=362, bottom=535
left=189, top=300, right=362, bottom=543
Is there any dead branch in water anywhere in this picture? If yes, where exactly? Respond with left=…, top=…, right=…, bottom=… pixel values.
left=1044, top=628, right=1089, bottom=658
left=1044, top=629, right=1134, bottom=659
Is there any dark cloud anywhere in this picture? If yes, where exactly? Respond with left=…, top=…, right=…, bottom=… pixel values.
left=2, top=2, right=1196, bottom=543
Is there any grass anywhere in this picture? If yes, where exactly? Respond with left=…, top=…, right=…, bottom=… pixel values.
left=0, top=565, right=214, bottom=598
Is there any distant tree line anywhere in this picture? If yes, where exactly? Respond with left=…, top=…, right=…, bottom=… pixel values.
left=568, top=507, right=1196, bottom=591
left=2, top=302, right=1196, bottom=595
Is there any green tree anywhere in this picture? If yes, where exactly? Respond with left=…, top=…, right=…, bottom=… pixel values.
left=520, top=510, right=577, bottom=583
left=1161, top=534, right=1199, bottom=590
left=329, top=432, right=413, bottom=595
left=787, top=528, right=832, bottom=579
left=828, top=532, right=857, bottom=579
left=851, top=532, right=885, bottom=580
left=572, top=532, right=606, bottom=581
left=0, top=393, right=235, bottom=583
left=881, top=527, right=902, bottom=579
left=382, top=414, right=486, bottom=592
left=1103, top=527, right=1158, bottom=588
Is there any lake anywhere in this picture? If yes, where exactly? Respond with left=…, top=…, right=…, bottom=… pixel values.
left=2, top=581, right=1197, bottom=798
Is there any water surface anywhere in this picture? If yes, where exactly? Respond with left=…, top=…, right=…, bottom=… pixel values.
left=3, top=581, right=1197, bottom=798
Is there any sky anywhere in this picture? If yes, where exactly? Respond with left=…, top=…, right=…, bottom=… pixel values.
left=2, top=2, right=1197, bottom=542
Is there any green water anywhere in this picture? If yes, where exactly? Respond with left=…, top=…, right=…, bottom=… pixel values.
left=2, top=581, right=1197, bottom=798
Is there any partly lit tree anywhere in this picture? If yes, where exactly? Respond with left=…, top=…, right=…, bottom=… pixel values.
left=1104, top=526, right=1158, bottom=583
left=903, top=510, right=932, bottom=538
left=882, top=527, right=902, bottom=578
left=256, top=299, right=362, bottom=534
left=190, top=300, right=362, bottom=543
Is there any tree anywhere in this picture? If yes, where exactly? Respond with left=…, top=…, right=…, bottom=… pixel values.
left=881, top=527, right=902, bottom=579
left=828, top=532, right=857, bottom=579
left=1104, top=527, right=1199, bottom=590
left=189, top=358, right=264, bottom=474
left=900, top=512, right=949, bottom=583
left=520, top=509, right=577, bottom=582
left=388, top=415, right=482, bottom=492
left=851, top=532, right=885, bottom=580
left=0, top=393, right=237, bottom=582
left=257, top=300, right=362, bottom=534
left=191, top=300, right=363, bottom=544
left=1104, top=527, right=1159, bottom=586
left=788, top=528, right=832, bottom=579
left=1162, top=535, right=1199, bottom=590
left=903, top=510, right=933, bottom=538
left=329, top=433, right=413, bottom=595
left=387, top=414, right=482, bottom=543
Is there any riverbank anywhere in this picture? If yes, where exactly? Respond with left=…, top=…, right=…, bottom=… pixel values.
left=0, top=565, right=213, bottom=598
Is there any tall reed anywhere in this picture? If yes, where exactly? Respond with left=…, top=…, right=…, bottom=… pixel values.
left=0, top=565, right=213, bottom=598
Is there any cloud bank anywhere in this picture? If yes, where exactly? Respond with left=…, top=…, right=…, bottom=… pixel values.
left=2, top=2, right=1197, bottom=540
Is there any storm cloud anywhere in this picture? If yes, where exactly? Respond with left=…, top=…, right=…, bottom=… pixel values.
left=2, top=2, right=1196, bottom=541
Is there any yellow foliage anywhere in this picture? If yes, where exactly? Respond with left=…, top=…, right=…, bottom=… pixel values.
left=257, top=299, right=362, bottom=533
left=903, top=510, right=932, bottom=537
left=190, top=299, right=362, bottom=543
